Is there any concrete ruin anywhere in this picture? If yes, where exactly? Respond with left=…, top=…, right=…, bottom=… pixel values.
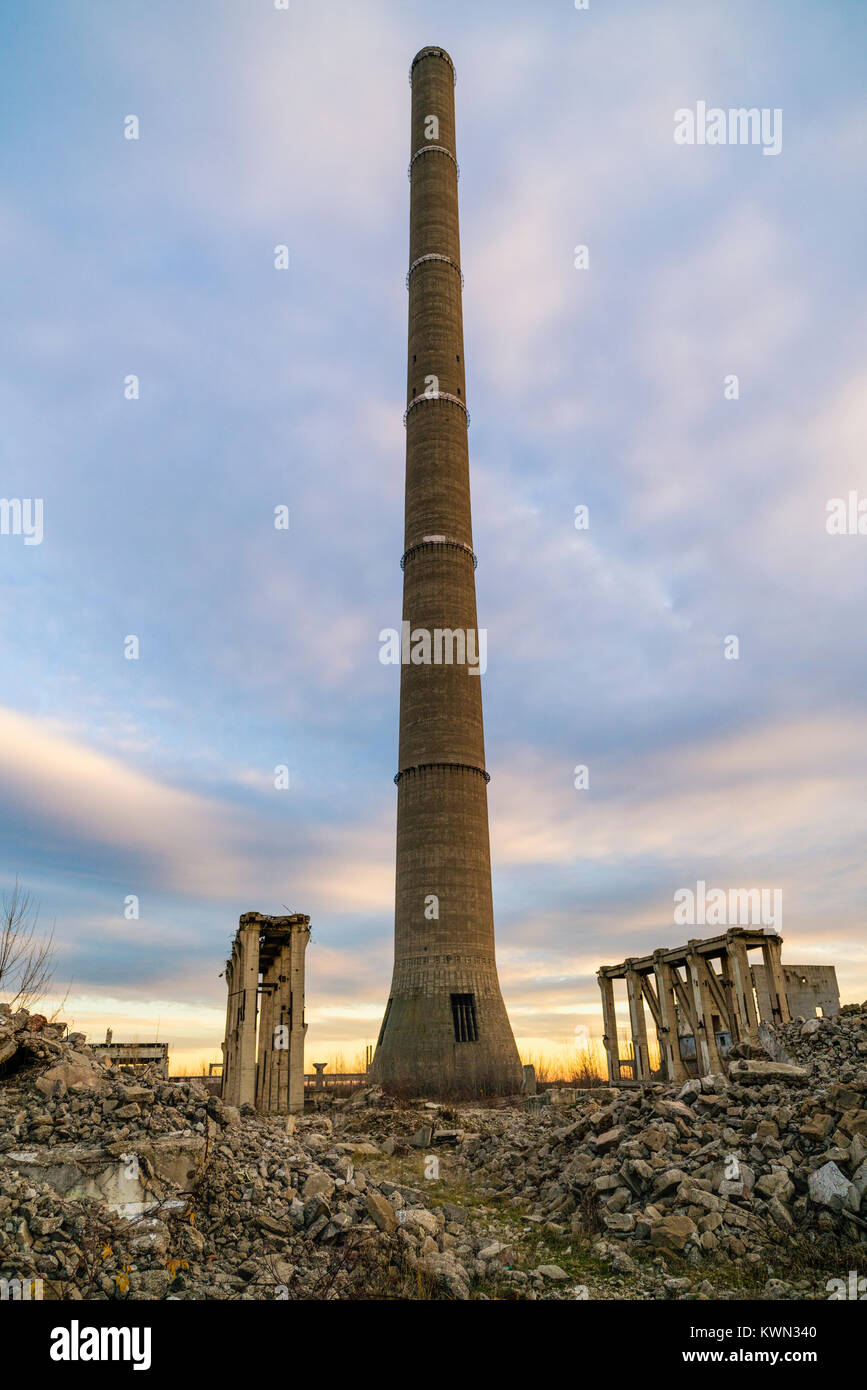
left=89, top=1041, right=169, bottom=1078
left=753, top=962, right=840, bottom=1021
left=220, top=912, right=310, bottom=1114
left=597, top=928, right=794, bottom=1084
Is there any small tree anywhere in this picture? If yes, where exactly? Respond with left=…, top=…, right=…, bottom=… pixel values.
left=0, top=881, right=56, bottom=1011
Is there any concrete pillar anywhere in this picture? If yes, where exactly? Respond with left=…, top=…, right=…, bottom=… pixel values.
left=598, top=973, right=621, bottom=1084
left=653, top=950, right=688, bottom=1083
left=221, top=952, right=236, bottom=1104
left=686, top=942, right=723, bottom=1075
left=256, top=968, right=276, bottom=1111
left=267, top=943, right=291, bottom=1114
left=236, top=920, right=260, bottom=1109
left=760, top=934, right=790, bottom=1025
left=288, top=920, right=310, bottom=1114
left=725, top=933, right=760, bottom=1044
left=625, top=964, right=650, bottom=1081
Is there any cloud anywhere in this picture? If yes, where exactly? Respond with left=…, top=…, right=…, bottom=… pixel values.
left=0, top=707, right=253, bottom=896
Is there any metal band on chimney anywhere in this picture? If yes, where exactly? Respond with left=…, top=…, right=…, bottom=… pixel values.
left=407, top=145, right=460, bottom=180
left=408, top=48, right=457, bottom=86
left=406, top=253, right=464, bottom=290
left=403, top=393, right=470, bottom=427
left=401, top=538, right=478, bottom=570
left=394, top=762, right=490, bottom=786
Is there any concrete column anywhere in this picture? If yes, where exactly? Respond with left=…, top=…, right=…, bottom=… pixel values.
left=598, top=973, right=620, bottom=1084
left=256, top=968, right=276, bottom=1111
left=625, top=964, right=650, bottom=1081
left=653, top=950, right=688, bottom=1082
left=760, top=934, right=790, bottom=1025
left=687, top=942, right=723, bottom=1075
left=718, top=949, right=738, bottom=1041
left=236, top=920, right=260, bottom=1109
left=221, top=952, right=236, bottom=1104
left=224, top=942, right=246, bottom=1108
left=288, top=921, right=310, bottom=1114
left=267, top=944, right=292, bottom=1114
left=725, top=933, right=760, bottom=1044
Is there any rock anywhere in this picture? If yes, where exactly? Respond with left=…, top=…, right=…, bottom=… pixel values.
left=365, top=1192, right=397, bottom=1235
left=419, top=1251, right=469, bottom=1299
left=535, top=1264, right=569, bottom=1280
left=767, top=1196, right=794, bottom=1230
left=302, top=1171, right=335, bottom=1202
left=594, top=1126, right=625, bottom=1153
left=651, top=1214, right=697, bottom=1254
left=604, top=1212, right=635, bottom=1233
left=730, top=1061, right=810, bottom=1084
left=35, top=1057, right=109, bottom=1097
left=808, top=1161, right=851, bottom=1210
left=399, top=1207, right=439, bottom=1237
left=653, top=1168, right=686, bottom=1196
left=408, top=1125, right=433, bottom=1148
left=840, top=1110, right=867, bottom=1138
left=477, top=1241, right=504, bottom=1260
left=755, top=1171, right=793, bottom=1201
left=638, top=1125, right=666, bottom=1152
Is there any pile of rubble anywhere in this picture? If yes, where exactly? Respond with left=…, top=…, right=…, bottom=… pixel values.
left=454, top=1005, right=867, bottom=1280
left=0, top=1006, right=537, bottom=1301
left=1, top=1001, right=865, bottom=1301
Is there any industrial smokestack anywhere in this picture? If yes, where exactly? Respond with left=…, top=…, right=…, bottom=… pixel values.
left=371, top=47, right=522, bottom=1097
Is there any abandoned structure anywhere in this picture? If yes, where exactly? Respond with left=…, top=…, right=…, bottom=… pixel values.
left=753, top=962, right=839, bottom=1021
left=220, top=912, right=310, bottom=1114
left=370, top=47, right=522, bottom=1097
left=597, top=928, right=800, bottom=1084
left=89, top=1041, right=169, bottom=1078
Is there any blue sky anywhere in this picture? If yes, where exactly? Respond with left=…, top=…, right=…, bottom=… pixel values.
left=1, top=0, right=865, bottom=1068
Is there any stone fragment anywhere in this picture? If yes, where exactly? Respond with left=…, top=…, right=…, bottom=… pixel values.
left=650, top=1214, right=697, bottom=1254
left=729, top=1061, right=809, bottom=1084
left=365, top=1191, right=397, bottom=1235
left=808, top=1161, right=851, bottom=1209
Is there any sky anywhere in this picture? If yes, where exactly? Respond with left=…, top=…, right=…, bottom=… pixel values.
left=1, top=0, right=865, bottom=1072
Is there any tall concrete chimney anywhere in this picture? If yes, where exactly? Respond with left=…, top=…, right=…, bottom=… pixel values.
left=371, top=47, right=522, bottom=1097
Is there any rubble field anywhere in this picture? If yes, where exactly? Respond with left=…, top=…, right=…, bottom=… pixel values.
left=1, top=1000, right=866, bottom=1301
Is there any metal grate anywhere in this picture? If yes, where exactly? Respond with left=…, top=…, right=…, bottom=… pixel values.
left=451, top=993, right=478, bottom=1043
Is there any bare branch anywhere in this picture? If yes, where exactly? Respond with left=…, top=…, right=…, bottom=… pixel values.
left=0, top=879, right=57, bottom=1010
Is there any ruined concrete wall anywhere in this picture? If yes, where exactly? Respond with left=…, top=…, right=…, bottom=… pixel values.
left=752, top=964, right=840, bottom=1021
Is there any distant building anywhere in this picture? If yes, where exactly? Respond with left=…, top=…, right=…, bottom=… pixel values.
left=90, top=1041, right=169, bottom=1078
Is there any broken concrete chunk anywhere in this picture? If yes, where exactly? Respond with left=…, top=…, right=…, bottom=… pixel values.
left=730, top=1060, right=810, bottom=1083
left=650, top=1213, right=697, bottom=1253
left=808, top=1161, right=852, bottom=1210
